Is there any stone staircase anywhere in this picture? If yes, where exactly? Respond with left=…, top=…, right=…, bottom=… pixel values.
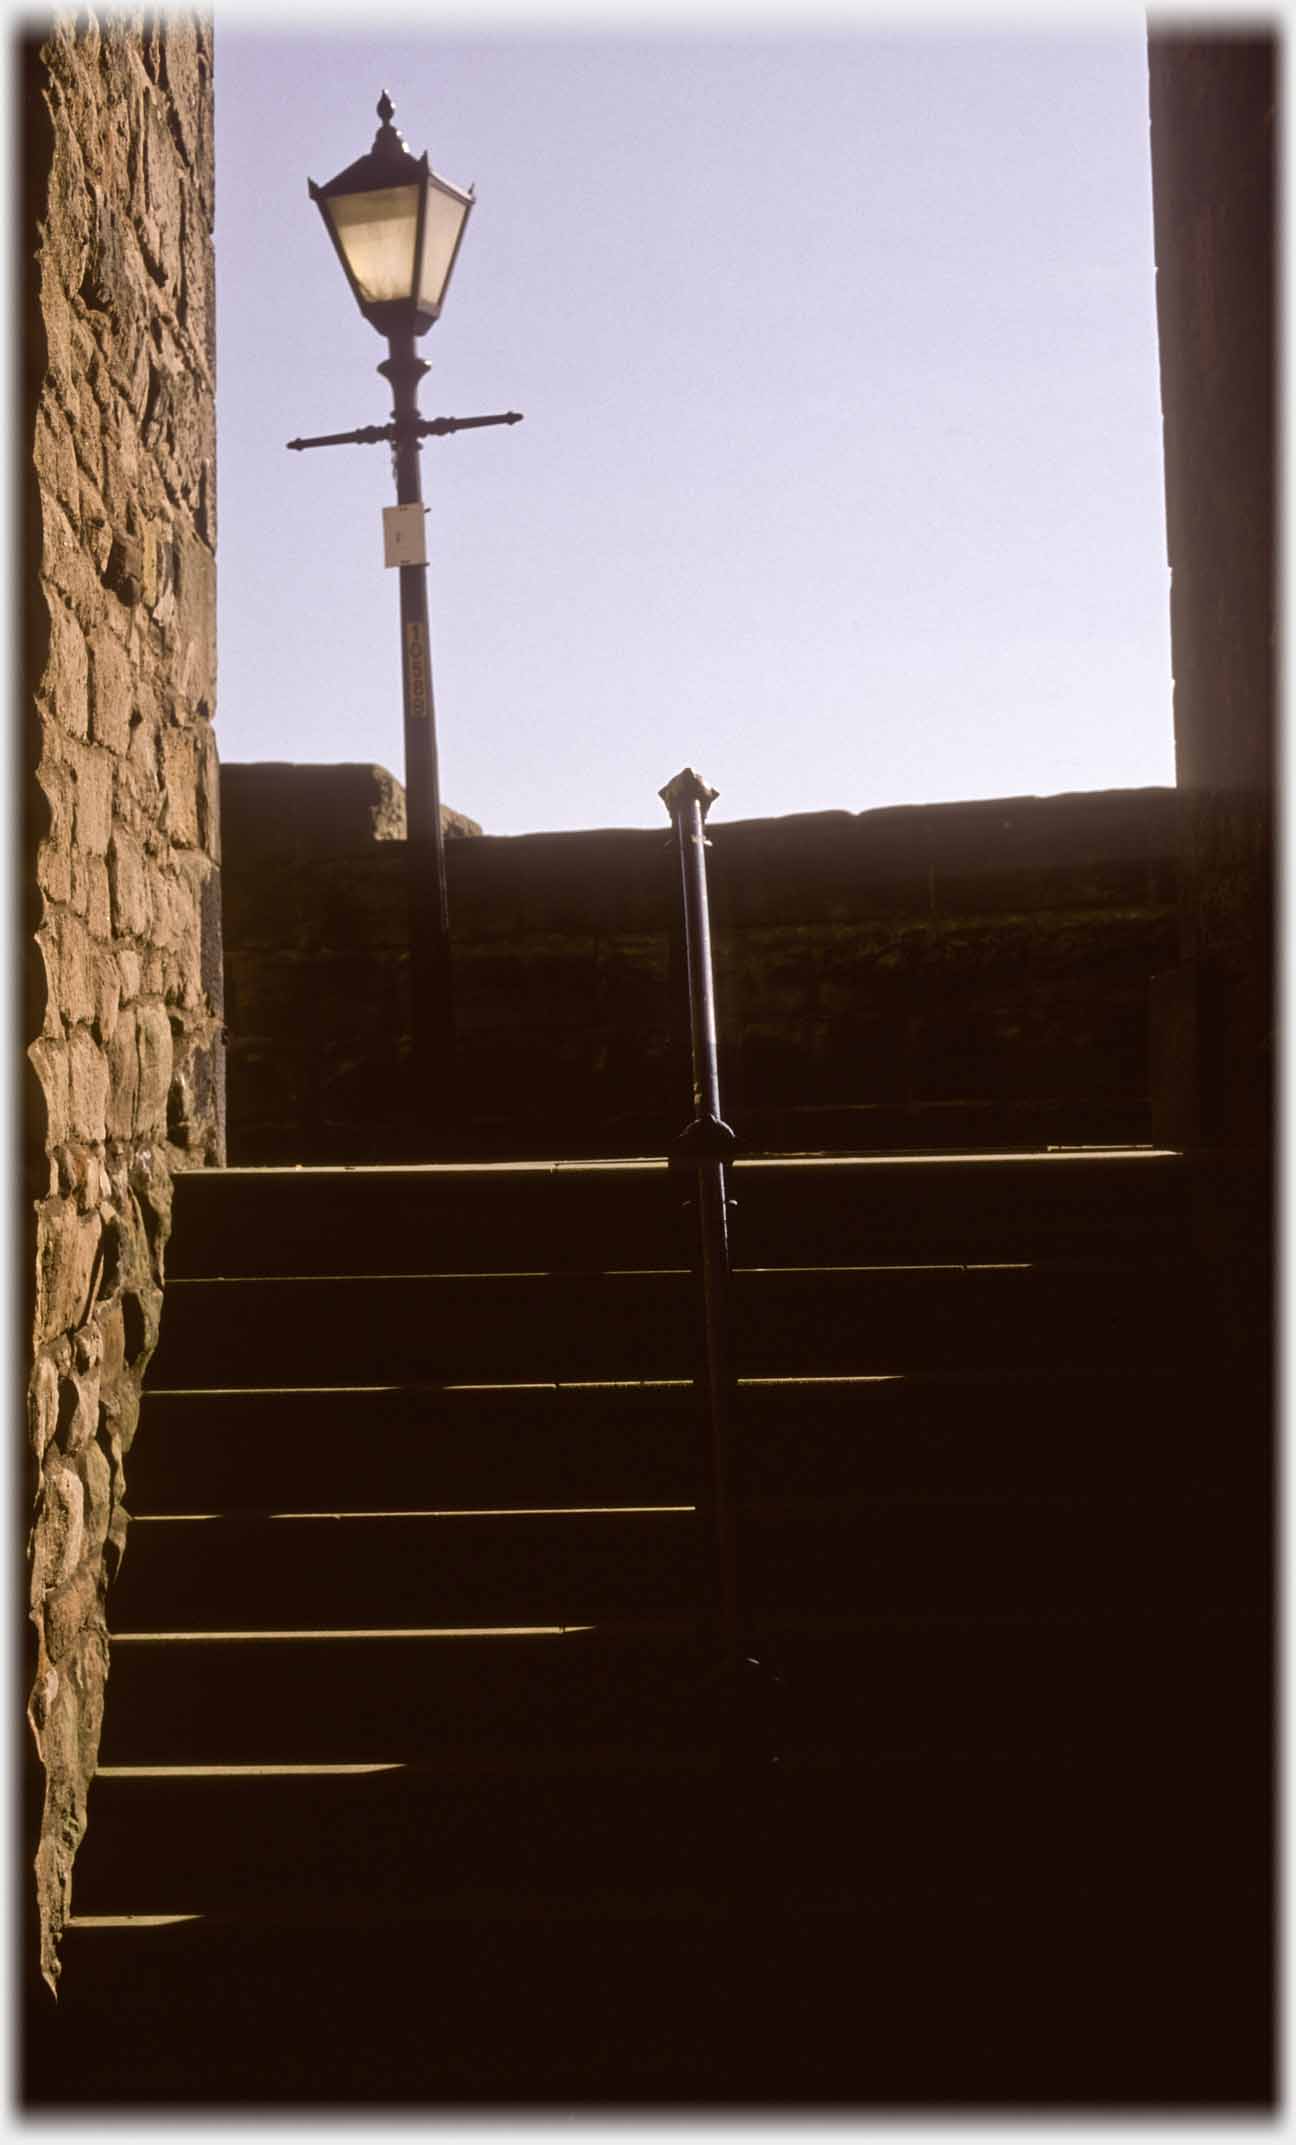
left=32, top=1148, right=1270, bottom=2105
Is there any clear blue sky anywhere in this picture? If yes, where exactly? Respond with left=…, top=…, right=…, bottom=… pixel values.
left=214, top=13, right=1175, bottom=833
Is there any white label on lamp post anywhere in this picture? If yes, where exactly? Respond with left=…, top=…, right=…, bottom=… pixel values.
left=383, top=504, right=428, bottom=568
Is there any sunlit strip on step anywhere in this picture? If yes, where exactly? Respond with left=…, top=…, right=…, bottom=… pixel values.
left=166, top=1267, right=693, bottom=1282
left=97, top=1762, right=405, bottom=1778
left=181, top=1158, right=673, bottom=1177
left=142, top=1378, right=698, bottom=1396
left=732, top=1146, right=1175, bottom=1167
left=126, top=1506, right=698, bottom=1521
left=738, top=1374, right=903, bottom=1386
left=734, top=1261, right=1034, bottom=1274
left=108, top=1623, right=647, bottom=1643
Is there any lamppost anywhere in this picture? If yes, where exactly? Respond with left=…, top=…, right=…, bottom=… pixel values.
left=291, top=93, right=520, bottom=1133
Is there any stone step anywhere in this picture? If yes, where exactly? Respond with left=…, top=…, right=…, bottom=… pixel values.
left=107, top=1465, right=1261, bottom=1640
left=40, top=1884, right=1270, bottom=2105
left=127, top=1366, right=1202, bottom=1518
left=146, top=1259, right=1188, bottom=1390
left=164, top=1148, right=1188, bottom=1280
left=98, top=1605, right=1271, bottom=1770
left=70, top=1746, right=1091, bottom=1921
left=71, top=1724, right=1272, bottom=1970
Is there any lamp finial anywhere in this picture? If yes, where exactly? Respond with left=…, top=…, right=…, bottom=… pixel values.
left=371, top=91, right=407, bottom=163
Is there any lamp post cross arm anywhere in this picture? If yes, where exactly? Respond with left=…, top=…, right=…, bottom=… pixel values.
left=287, top=409, right=524, bottom=452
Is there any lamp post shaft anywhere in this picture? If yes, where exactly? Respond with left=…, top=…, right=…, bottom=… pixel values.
left=378, top=327, right=455, bottom=1132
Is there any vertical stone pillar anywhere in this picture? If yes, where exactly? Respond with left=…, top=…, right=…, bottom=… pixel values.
left=1147, top=33, right=1275, bottom=1169
left=21, top=15, right=221, bottom=1993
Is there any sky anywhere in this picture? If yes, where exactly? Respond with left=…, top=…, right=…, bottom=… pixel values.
left=213, top=11, right=1176, bottom=834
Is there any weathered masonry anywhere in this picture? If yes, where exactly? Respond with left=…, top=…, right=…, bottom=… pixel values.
left=220, top=765, right=1182, bottom=1163
left=20, top=17, right=222, bottom=1992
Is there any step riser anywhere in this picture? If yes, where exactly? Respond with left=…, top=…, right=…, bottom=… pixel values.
left=147, top=1265, right=1187, bottom=1389
left=109, top=1511, right=706, bottom=1631
left=164, top=1154, right=1189, bottom=1280
left=127, top=1370, right=1200, bottom=1516
left=129, top=1384, right=703, bottom=1513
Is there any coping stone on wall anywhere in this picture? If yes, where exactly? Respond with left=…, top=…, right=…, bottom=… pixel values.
left=220, top=761, right=481, bottom=858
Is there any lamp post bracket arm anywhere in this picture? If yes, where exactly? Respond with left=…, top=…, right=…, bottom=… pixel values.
left=287, top=410, right=524, bottom=452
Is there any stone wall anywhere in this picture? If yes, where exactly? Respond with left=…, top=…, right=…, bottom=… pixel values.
left=221, top=767, right=1179, bottom=1161
left=1148, top=33, right=1275, bottom=1160
left=1146, top=31, right=1275, bottom=1436
left=22, top=16, right=221, bottom=1993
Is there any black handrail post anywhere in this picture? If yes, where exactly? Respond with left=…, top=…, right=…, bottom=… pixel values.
left=659, top=767, right=740, bottom=1665
left=661, top=768, right=786, bottom=1954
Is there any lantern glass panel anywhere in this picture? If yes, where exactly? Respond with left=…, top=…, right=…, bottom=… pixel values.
left=325, top=182, right=421, bottom=304
left=417, top=179, right=471, bottom=314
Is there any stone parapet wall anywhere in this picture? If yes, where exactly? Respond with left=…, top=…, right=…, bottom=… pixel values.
left=221, top=770, right=1178, bottom=1161
left=22, top=17, right=221, bottom=1991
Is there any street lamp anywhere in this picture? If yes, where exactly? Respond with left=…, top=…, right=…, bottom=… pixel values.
left=309, top=90, right=474, bottom=336
left=294, top=93, right=520, bottom=1136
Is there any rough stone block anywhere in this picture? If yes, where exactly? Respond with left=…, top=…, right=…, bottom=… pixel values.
left=30, top=1461, right=86, bottom=1601
left=108, top=826, right=151, bottom=937
left=115, top=730, right=164, bottom=838
left=95, top=1296, right=125, bottom=1389
left=105, top=1376, right=141, bottom=1458
left=116, top=947, right=142, bottom=1003
left=71, top=740, right=114, bottom=856
left=80, top=1440, right=112, bottom=1562
left=103, top=528, right=143, bottom=609
left=34, top=1199, right=102, bottom=1347
left=60, top=1362, right=102, bottom=1459
left=195, top=721, right=220, bottom=857
left=43, top=1625, right=108, bottom=1796
left=36, top=750, right=74, bottom=855
left=34, top=399, right=80, bottom=517
left=140, top=519, right=165, bottom=612
left=68, top=845, right=91, bottom=918
left=29, top=1354, right=62, bottom=1462
left=160, top=726, right=200, bottom=845
left=45, top=597, right=89, bottom=739
left=85, top=854, right=112, bottom=939
left=41, top=1566, right=103, bottom=1667
left=142, top=100, right=184, bottom=294
left=46, top=500, right=109, bottom=630
left=136, top=1001, right=174, bottom=1131
left=105, top=1004, right=139, bottom=1138
left=41, top=909, right=96, bottom=1028
left=67, top=1025, right=109, bottom=1142
left=87, top=623, right=133, bottom=754
left=38, top=842, right=73, bottom=908
left=29, top=1036, right=70, bottom=1147
left=174, top=529, right=215, bottom=702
